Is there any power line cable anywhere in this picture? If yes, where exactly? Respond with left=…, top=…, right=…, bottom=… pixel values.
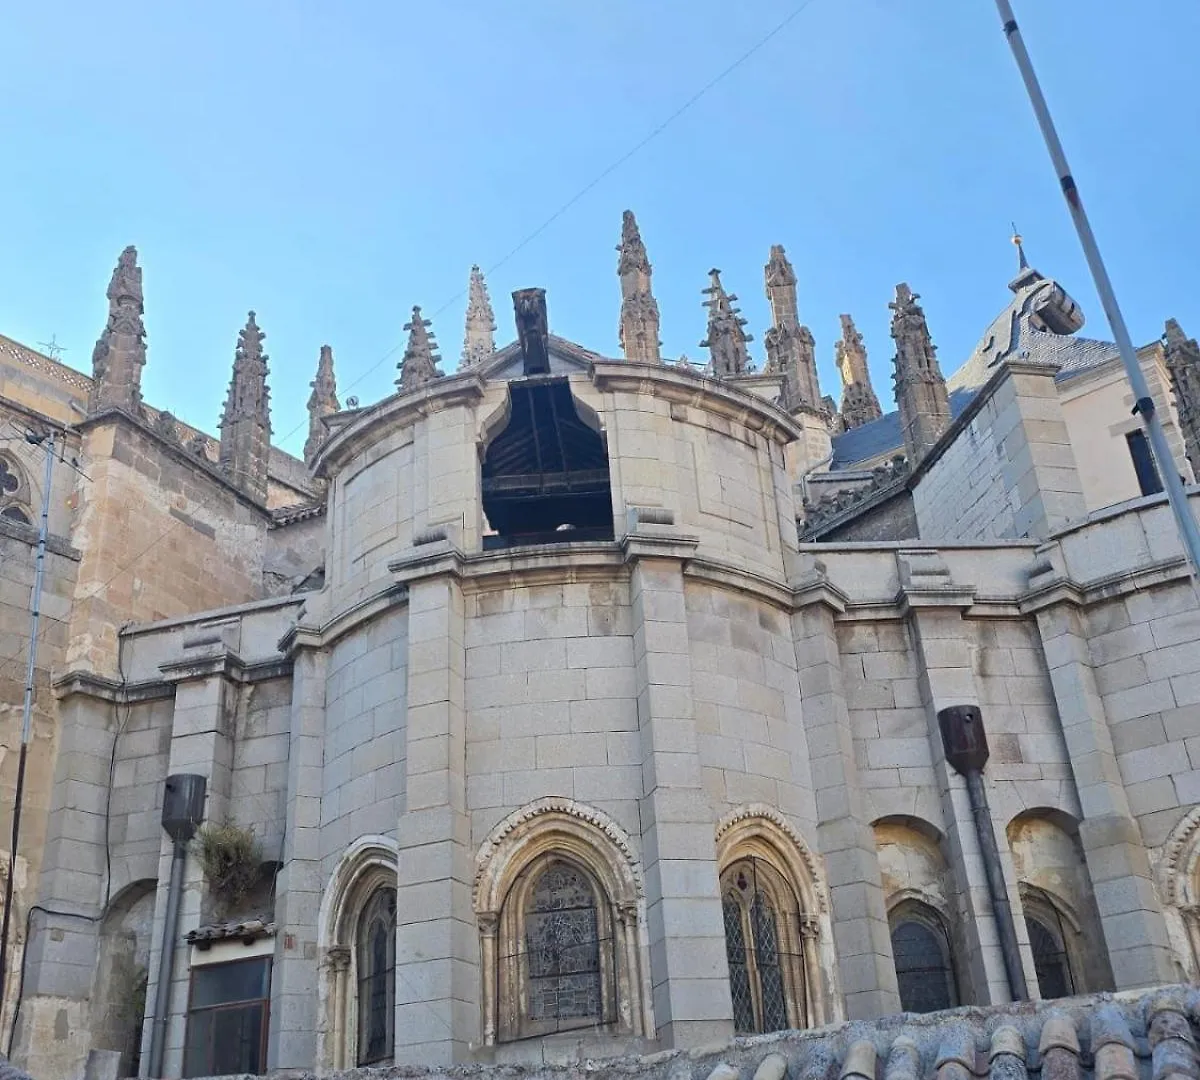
left=62, top=0, right=820, bottom=600
left=267, top=0, right=820, bottom=451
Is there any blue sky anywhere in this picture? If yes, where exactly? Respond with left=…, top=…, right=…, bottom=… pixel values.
left=2, top=0, right=1197, bottom=457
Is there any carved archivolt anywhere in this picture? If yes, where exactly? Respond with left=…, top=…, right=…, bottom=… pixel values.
left=1153, top=807, right=1200, bottom=983
left=1158, top=805, right=1200, bottom=907
left=473, top=798, right=649, bottom=1045
left=316, top=835, right=399, bottom=1072
left=715, top=803, right=828, bottom=913
left=474, top=797, right=642, bottom=912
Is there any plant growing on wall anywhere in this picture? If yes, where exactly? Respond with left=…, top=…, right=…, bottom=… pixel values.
left=193, top=820, right=263, bottom=913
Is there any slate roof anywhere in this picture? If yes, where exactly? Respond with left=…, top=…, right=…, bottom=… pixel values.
left=830, top=312, right=1120, bottom=471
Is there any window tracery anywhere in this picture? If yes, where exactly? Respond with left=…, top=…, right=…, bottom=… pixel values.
left=0, top=454, right=32, bottom=526
left=719, top=857, right=809, bottom=1034
left=715, top=808, right=831, bottom=1031
left=474, top=798, right=647, bottom=1046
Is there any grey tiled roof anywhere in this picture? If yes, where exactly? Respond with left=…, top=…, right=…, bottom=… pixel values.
left=176, top=985, right=1200, bottom=1080
left=831, top=332, right=1118, bottom=470
left=831, top=388, right=977, bottom=469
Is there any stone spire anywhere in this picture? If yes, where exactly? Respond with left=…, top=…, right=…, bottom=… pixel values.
left=890, top=283, right=951, bottom=464
left=763, top=244, right=821, bottom=411
left=700, top=269, right=753, bottom=377
left=89, top=245, right=147, bottom=415
left=219, top=311, right=273, bottom=503
left=461, top=266, right=497, bottom=367
left=836, top=314, right=882, bottom=429
left=304, top=344, right=340, bottom=464
left=397, top=306, right=443, bottom=392
left=1164, top=318, right=1200, bottom=480
left=617, top=210, right=661, bottom=363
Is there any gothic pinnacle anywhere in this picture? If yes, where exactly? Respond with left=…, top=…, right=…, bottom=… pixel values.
left=616, top=210, right=661, bottom=363
left=763, top=244, right=821, bottom=410
left=1164, top=318, right=1200, bottom=479
left=461, top=265, right=497, bottom=367
left=836, top=314, right=882, bottom=429
left=397, top=305, right=443, bottom=392
left=305, top=344, right=340, bottom=463
left=700, top=268, right=752, bottom=377
left=219, top=310, right=272, bottom=503
left=89, top=244, right=148, bottom=415
left=891, top=282, right=950, bottom=463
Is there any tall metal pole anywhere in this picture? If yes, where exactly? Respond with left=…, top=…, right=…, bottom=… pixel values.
left=991, top=1, right=1200, bottom=579
left=0, top=430, right=56, bottom=1017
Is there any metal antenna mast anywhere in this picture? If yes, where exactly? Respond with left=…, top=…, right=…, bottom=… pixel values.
left=991, top=0, right=1200, bottom=579
left=0, top=429, right=56, bottom=1018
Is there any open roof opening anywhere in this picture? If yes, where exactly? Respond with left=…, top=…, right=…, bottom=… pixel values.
left=481, top=377, right=613, bottom=551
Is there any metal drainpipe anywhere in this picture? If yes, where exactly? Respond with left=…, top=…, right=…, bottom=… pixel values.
left=148, top=774, right=207, bottom=1078
left=148, top=840, right=188, bottom=1077
left=937, top=705, right=1029, bottom=1001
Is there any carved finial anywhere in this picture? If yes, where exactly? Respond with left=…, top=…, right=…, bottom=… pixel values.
left=617, top=211, right=661, bottom=363
left=1164, top=318, right=1200, bottom=480
left=1011, top=223, right=1029, bottom=271
left=836, top=314, right=882, bottom=429
left=397, top=305, right=443, bottom=391
left=304, top=344, right=340, bottom=463
left=218, top=310, right=273, bottom=503
left=891, top=282, right=950, bottom=463
left=764, top=244, right=821, bottom=409
left=701, top=268, right=753, bottom=377
left=89, top=245, right=148, bottom=416
left=461, top=265, right=497, bottom=367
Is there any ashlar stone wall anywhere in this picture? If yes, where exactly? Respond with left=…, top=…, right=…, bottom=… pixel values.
left=911, top=362, right=1086, bottom=543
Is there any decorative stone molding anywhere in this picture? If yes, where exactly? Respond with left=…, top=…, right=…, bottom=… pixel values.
left=799, top=455, right=909, bottom=538
left=714, top=804, right=829, bottom=913
left=1158, top=805, right=1200, bottom=907
left=473, top=797, right=643, bottom=911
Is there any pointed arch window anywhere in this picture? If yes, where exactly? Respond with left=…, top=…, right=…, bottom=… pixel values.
left=0, top=453, right=31, bottom=526
left=475, top=801, right=648, bottom=1048
left=719, top=857, right=809, bottom=1034
left=355, top=886, right=396, bottom=1065
left=1026, top=914, right=1073, bottom=1000
left=888, top=901, right=957, bottom=1014
left=497, top=855, right=617, bottom=1040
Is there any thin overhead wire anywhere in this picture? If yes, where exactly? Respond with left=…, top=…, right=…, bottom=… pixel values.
left=269, top=0, right=821, bottom=450
left=57, top=0, right=822, bottom=601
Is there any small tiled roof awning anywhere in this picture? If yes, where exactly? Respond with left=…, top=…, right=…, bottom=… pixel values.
left=185, top=918, right=275, bottom=948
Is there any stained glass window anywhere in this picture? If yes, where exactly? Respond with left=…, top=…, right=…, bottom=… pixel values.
left=720, top=859, right=804, bottom=1034
left=1027, top=916, right=1073, bottom=1000
left=723, top=897, right=755, bottom=1034
left=891, top=915, right=956, bottom=1013
left=357, top=886, right=396, bottom=1065
left=751, top=894, right=788, bottom=1033
left=525, top=862, right=602, bottom=1023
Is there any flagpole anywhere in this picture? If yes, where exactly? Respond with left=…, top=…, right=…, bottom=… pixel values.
left=991, top=0, right=1200, bottom=580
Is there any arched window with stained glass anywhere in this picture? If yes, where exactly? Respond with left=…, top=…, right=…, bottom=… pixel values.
left=355, top=886, right=396, bottom=1065
left=887, top=900, right=958, bottom=1014
left=0, top=453, right=32, bottom=526
left=719, top=857, right=809, bottom=1034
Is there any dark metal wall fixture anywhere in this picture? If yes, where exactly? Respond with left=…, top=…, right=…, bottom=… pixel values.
left=938, top=704, right=1029, bottom=1002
